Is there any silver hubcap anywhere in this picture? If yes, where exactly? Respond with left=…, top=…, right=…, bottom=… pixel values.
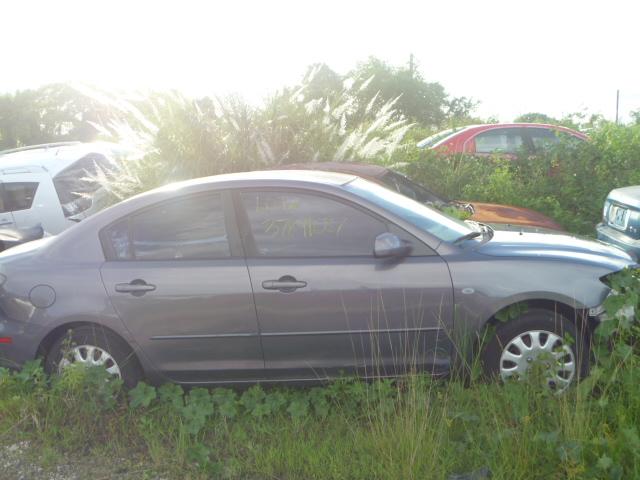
left=58, top=345, right=122, bottom=378
left=499, top=330, right=575, bottom=391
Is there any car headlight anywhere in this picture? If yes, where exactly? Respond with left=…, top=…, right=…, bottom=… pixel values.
left=602, top=200, right=610, bottom=222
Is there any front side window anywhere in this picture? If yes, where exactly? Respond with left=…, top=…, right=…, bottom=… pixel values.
left=103, top=193, right=230, bottom=261
left=528, top=128, right=559, bottom=152
left=474, top=128, right=524, bottom=154
left=240, top=191, right=387, bottom=257
left=3, top=182, right=39, bottom=212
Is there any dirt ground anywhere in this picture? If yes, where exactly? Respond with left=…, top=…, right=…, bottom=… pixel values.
left=0, top=441, right=165, bottom=480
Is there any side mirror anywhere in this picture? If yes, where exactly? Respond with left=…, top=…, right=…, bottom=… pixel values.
left=374, top=233, right=413, bottom=259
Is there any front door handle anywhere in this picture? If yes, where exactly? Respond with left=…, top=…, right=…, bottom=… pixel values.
left=262, top=275, right=307, bottom=293
left=115, top=279, right=156, bottom=296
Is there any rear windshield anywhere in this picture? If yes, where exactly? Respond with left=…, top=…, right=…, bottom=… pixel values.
left=52, top=153, right=109, bottom=217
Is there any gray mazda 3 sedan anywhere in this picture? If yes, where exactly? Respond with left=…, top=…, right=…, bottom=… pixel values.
left=0, top=170, right=634, bottom=389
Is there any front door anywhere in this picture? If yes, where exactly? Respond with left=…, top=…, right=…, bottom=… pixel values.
left=236, top=189, right=454, bottom=380
left=100, top=191, right=264, bottom=383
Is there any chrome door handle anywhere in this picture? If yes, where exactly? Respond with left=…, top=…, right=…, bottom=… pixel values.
left=115, top=280, right=156, bottom=296
left=262, top=276, right=307, bottom=293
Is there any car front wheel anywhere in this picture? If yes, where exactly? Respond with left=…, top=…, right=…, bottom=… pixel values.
left=482, top=308, right=589, bottom=392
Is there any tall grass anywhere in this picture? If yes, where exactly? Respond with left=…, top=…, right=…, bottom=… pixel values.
left=2, top=267, right=640, bottom=479
left=2, top=357, right=637, bottom=479
left=80, top=70, right=411, bottom=206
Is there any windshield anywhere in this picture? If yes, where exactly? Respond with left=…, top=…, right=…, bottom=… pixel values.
left=416, top=126, right=467, bottom=149
left=344, top=178, right=473, bottom=242
left=380, top=171, right=448, bottom=203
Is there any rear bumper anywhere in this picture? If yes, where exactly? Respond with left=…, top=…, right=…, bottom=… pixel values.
left=597, top=223, right=640, bottom=259
left=0, top=315, right=43, bottom=370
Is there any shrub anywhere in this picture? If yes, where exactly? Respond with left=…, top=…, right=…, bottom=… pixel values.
left=397, top=122, right=640, bottom=234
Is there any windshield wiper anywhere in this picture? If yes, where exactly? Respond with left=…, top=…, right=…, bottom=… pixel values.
left=452, top=231, right=482, bottom=244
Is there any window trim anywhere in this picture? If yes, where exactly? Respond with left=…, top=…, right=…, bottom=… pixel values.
left=232, top=187, right=434, bottom=259
left=99, top=190, right=243, bottom=262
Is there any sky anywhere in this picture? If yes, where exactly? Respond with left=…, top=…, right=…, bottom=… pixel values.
left=2, top=0, right=640, bottom=122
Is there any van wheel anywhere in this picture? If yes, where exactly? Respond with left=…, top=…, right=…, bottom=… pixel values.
left=44, top=325, right=144, bottom=389
left=482, top=308, right=589, bottom=392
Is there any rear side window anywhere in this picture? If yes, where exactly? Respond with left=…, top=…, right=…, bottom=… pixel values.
left=103, top=193, right=230, bottom=261
left=474, top=128, right=524, bottom=154
left=240, top=191, right=388, bottom=257
left=106, top=219, right=131, bottom=260
left=3, top=182, right=39, bottom=212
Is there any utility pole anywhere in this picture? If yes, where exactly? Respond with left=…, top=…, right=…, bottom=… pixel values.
left=409, top=53, right=414, bottom=78
left=616, top=89, right=620, bottom=125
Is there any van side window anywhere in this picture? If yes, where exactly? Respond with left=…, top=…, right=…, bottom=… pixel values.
left=3, top=182, right=39, bottom=211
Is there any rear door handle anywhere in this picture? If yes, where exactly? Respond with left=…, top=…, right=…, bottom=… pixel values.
left=115, top=279, right=156, bottom=296
left=262, top=276, right=307, bottom=293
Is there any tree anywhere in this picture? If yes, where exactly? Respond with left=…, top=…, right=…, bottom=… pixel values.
left=514, top=112, right=560, bottom=124
left=0, top=84, right=113, bottom=150
left=347, top=57, right=475, bottom=128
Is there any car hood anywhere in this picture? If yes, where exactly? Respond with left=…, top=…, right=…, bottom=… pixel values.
left=475, top=230, right=635, bottom=271
left=608, top=186, right=640, bottom=210
left=468, top=202, right=564, bottom=231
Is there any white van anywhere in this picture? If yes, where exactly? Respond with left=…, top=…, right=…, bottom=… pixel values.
left=0, top=142, right=119, bottom=234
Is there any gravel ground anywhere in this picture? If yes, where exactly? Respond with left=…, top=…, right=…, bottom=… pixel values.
left=0, top=441, right=165, bottom=480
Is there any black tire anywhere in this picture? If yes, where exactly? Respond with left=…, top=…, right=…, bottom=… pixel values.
left=482, top=308, right=590, bottom=389
left=44, top=325, right=144, bottom=389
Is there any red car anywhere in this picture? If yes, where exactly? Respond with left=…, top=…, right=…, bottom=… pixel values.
left=417, top=123, right=588, bottom=155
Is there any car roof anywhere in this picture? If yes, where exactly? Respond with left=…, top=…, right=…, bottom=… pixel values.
left=270, top=162, right=390, bottom=180
left=417, top=123, right=588, bottom=149
left=144, top=169, right=357, bottom=197
left=0, top=142, right=120, bottom=177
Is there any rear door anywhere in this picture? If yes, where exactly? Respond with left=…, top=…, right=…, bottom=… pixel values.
left=100, top=190, right=264, bottom=383
left=236, top=188, right=454, bottom=380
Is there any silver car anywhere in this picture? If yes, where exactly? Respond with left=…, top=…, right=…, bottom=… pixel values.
left=0, top=170, right=634, bottom=389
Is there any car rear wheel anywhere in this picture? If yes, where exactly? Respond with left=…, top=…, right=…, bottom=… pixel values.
left=44, top=325, right=143, bottom=389
left=482, top=308, right=589, bottom=392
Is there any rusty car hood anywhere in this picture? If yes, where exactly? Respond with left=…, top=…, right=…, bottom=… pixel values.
left=468, top=202, right=564, bottom=231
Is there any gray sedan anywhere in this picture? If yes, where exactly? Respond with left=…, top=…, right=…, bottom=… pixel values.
left=0, top=171, right=634, bottom=389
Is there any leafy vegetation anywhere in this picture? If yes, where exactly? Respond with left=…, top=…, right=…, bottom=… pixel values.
left=4, top=58, right=640, bottom=240
left=399, top=122, right=640, bottom=234
left=1, top=271, right=640, bottom=479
